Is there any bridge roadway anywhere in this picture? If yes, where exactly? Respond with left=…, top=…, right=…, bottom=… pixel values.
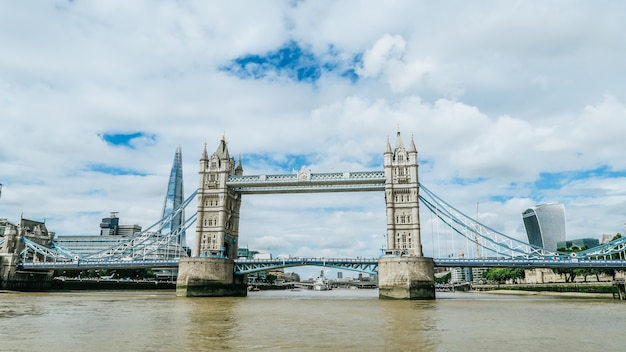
left=18, top=257, right=626, bottom=272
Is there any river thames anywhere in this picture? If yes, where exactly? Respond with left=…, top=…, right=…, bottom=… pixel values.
left=0, top=289, right=623, bottom=351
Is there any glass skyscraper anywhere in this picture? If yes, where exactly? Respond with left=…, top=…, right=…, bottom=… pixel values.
left=522, top=203, right=566, bottom=251
left=161, top=146, right=186, bottom=248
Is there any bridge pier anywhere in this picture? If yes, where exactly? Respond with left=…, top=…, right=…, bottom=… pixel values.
left=1, top=254, right=54, bottom=291
left=1, top=221, right=55, bottom=291
left=378, top=256, right=435, bottom=300
left=176, top=258, right=247, bottom=297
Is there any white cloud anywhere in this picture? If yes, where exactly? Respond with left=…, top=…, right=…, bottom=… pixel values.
left=359, top=34, right=406, bottom=78
left=357, top=34, right=436, bottom=93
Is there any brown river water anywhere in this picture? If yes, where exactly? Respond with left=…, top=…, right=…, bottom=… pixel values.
left=0, top=289, right=624, bottom=351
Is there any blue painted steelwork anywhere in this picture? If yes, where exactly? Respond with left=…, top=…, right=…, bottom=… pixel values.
left=418, top=183, right=626, bottom=262
left=576, top=236, right=626, bottom=259
left=19, top=190, right=198, bottom=263
left=419, top=184, right=568, bottom=260
left=18, top=255, right=626, bottom=272
left=234, top=257, right=379, bottom=275
left=21, top=237, right=68, bottom=261
left=20, top=259, right=179, bottom=270
left=434, top=258, right=626, bottom=268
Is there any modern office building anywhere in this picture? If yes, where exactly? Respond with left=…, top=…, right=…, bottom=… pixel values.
left=522, top=203, right=566, bottom=251
left=55, top=212, right=143, bottom=256
left=557, top=238, right=600, bottom=251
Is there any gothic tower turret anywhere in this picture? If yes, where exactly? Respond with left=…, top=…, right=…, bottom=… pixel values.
left=384, top=131, right=423, bottom=256
left=194, top=135, right=243, bottom=258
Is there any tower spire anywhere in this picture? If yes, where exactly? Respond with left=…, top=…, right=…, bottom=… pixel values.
left=162, top=146, right=186, bottom=249
left=408, top=134, right=417, bottom=153
left=395, top=129, right=404, bottom=149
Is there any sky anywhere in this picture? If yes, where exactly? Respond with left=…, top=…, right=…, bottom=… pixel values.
left=2, top=1, right=626, bottom=278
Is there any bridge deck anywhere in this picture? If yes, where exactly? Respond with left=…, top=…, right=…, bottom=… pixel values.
left=18, top=257, right=626, bottom=271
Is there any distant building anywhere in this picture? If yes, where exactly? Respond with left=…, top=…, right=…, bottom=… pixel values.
left=601, top=234, right=618, bottom=244
left=252, top=252, right=272, bottom=260
left=56, top=213, right=143, bottom=256
left=117, top=224, right=142, bottom=237
left=522, top=203, right=566, bottom=251
left=557, top=238, right=600, bottom=251
left=161, top=146, right=186, bottom=248
left=0, top=218, right=10, bottom=238
left=99, top=212, right=120, bottom=236
left=237, top=247, right=259, bottom=259
left=451, top=267, right=473, bottom=284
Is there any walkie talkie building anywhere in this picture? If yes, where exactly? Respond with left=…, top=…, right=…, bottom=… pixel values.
left=522, top=203, right=566, bottom=251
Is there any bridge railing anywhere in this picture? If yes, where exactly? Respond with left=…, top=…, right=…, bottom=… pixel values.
left=19, top=259, right=180, bottom=270
left=435, top=257, right=626, bottom=268
left=234, top=257, right=380, bottom=275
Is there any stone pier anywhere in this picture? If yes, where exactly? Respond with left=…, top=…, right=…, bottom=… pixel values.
left=176, top=257, right=247, bottom=297
left=378, top=256, right=435, bottom=300
left=1, top=219, right=55, bottom=291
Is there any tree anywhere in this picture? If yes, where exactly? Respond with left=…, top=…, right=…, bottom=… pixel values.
left=482, top=268, right=525, bottom=284
left=552, top=267, right=577, bottom=283
left=435, top=272, right=451, bottom=284
left=265, top=274, right=277, bottom=285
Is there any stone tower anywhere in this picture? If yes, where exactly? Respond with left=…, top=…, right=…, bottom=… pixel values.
left=194, top=136, right=243, bottom=258
left=383, top=131, right=423, bottom=257
left=177, top=136, right=247, bottom=297
left=379, top=131, right=434, bottom=300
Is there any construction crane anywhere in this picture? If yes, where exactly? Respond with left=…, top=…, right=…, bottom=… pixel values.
left=474, top=202, right=481, bottom=258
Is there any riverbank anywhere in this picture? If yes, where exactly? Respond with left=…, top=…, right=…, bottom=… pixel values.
left=473, top=289, right=613, bottom=299
left=52, top=278, right=176, bottom=290
left=471, top=282, right=617, bottom=299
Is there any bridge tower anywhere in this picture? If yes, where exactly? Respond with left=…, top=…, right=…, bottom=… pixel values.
left=176, top=135, right=247, bottom=297
left=193, top=136, right=243, bottom=258
left=378, top=131, right=435, bottom=299
left=383, top=131, right=423, bottom=256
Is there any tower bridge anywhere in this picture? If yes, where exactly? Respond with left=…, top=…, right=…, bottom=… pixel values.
left=4, top=131, right=626, bottom=297
left=177, top=131, right=432, bottom=299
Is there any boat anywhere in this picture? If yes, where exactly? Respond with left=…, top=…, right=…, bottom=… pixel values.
left=313, top=271, right=331, bottom=291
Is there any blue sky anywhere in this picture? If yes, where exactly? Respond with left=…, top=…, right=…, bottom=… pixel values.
left=2, top=1, right=626, bottom=277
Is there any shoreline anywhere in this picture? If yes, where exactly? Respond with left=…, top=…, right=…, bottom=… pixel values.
left=471, top=289, right=614, bottom=299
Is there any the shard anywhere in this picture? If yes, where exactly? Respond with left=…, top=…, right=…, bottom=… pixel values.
left=162, top=146, right=186, bottom=248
